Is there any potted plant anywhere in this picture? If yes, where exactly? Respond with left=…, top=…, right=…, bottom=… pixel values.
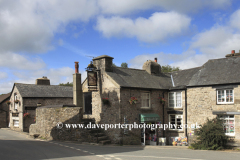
left=23, top=113, right=30, bottom=119
left=102, top=98, right=110, bottom=105
left=14, top=99, right=20, bottom=103
left=172, top=141, right=177, bottom=146
left=129, top=97, right=138, bottom=105
left=159, top=97, right=166, bottom=104
left=6, top=101, right=11, bottom=105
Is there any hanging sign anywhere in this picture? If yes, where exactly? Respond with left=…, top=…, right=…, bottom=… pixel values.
left=87, top=71, right=97, bottom=86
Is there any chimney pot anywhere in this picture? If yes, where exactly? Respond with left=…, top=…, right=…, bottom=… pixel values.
left=74, top=62, right=79, bottom=73
left=154, top=58, right=157, bottom=63
left=231, top=50, right=235, bottom=54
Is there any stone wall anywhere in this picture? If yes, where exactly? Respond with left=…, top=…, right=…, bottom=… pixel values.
left=187, top=86, right=240, bottom=143
left=29, top=106, right=85, bottom=140
left=23, top=97, right=73, bottom=132
left=0, top=98, right=10, bottom=128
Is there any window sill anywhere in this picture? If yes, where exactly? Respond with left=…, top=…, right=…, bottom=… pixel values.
left=140, top=107, right=151, bottom=110
left=167, top=130, right=184, bottom=133
left=217, top=103, right=234, bottom=105
left=167, top=108, right=183, bottom=110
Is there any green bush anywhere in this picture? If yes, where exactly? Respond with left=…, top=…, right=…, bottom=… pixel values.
left=191, top=117, right=228, bottom=150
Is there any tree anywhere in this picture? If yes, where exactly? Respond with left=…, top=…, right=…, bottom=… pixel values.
left=121, top=62, right=128, bottom=68
left=161, top=65, right=180, bottom=73
left=59, top=82, right=73, bottom=86
left=112, top=63, right=118, bottom=67
left=190, top=117, right=228, bottom=150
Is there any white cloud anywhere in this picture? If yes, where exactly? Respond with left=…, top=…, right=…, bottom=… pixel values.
left=0, top=71, right=8, bottom=79
left=230, top=9, right=240, bottom=30
left=96, top=12, right=191, bottom=43
left=0, top=0, right=98, bottom=53
left=129, top=9, right=240, bottom=70
left=0, top=66, right=88, bottom=94
left=98, top=0, right=231, bottom=15
left=0, top=81, right=13, bottom=94
left=0, top=52, right=46, bottom=70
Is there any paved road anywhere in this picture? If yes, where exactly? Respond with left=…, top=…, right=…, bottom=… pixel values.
left=0, top=128, right=239, bottom=160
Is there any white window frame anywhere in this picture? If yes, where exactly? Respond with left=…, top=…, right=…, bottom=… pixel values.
left=217, top=89, right=234, bottom=104
left=219, top=115, right=235, bottom=136
left=169, top=114, right=183, bottom=130
left=14, top=94, right=18, bottom=110
left=14, top=103, right=18, bottom=110
left=168, top=92, right=182, bottom=108
left=13, top=120, right=19, bottom=127
left=141, top=92, right=150, bottom=108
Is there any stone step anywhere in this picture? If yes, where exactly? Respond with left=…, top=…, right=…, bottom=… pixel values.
left=93, top=133, right=105, bottom=137
left=99, top=140, right=111, bottom=145
left=97, top=136, right=108, bottom=141
left=89, top=129, right=104, bottom=133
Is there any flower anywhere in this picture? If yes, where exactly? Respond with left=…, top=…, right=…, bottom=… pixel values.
left=102, top=98, right=110, bottom=105
left=14, top=99, right=20, bottom=103
left=158, top=97, right=166, bottom=104
left=6, top=101, right=11, bottom=105
left=129, top=97, right=138, bottom=105
left=23, top=113, right=30, bottom=118
left=172, top=141, right=177, bottom=145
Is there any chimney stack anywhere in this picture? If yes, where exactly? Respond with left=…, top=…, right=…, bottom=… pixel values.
left=73, top=62, right=83, bottom=108
left=226, top=50, right=240, bottom=58
left=154, top=58, right=157, bottom=63
left=35, top=76, right=50, bottom=85
left=75, top=62, right=79, bottom=73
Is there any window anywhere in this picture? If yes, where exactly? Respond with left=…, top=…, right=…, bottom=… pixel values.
left=169, top=114, right=183, bottom=130
left=217, top=89, right=234, bottom=104
left=169, top=92, right=182, bottom=108
left=14, top=103, right=18, bottom=110
left=141, top=92, right=150, bottom=108
left=14, top=93, right=18, bottom=110
left=219, top=115, right=235, bottom=136
left=13, top=120, right=19, bottom=127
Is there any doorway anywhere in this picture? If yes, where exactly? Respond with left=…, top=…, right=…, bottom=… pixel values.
left=84, top=92, right=92, bottom=114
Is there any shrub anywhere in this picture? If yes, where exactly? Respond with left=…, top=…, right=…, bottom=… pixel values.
left=191, top=117, right=228, bottom=150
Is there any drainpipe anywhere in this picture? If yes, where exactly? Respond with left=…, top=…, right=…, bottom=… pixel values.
left=185, top=88, right=187, bottom=137
left=162, top=92, right=165, bottom=137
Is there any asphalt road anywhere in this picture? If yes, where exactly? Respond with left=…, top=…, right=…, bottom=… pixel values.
left=0, top=128, right=239, bottom=160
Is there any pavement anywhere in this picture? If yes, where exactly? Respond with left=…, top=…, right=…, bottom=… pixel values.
left=1, top=128, right=240, bottom=160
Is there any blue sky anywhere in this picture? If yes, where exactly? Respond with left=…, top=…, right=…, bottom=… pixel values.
left=1, top=0, right=240, bottom=94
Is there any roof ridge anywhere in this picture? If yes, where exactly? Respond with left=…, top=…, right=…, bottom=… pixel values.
left=16, top=83, right=72, bottom=87
left=113, top=67, right=146, bottom=71
left=169, top=66, right=201, bottom=74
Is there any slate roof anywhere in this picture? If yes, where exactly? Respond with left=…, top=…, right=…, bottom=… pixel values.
left=171, top=57, right=240, bottom=87
left=14, top=83, right=73, bottom=98
left=0, top=93, right=10, bottom=104
left=171, top=67, right=201, bottom=88
left=106, top=67, right=172, bottom=89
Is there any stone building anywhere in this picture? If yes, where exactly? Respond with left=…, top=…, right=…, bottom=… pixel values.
left=9, top=77, right=73, bottom=132
left=80, top=52, right=240, bottom=146
left=0, top=93, right=10, bottom=128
